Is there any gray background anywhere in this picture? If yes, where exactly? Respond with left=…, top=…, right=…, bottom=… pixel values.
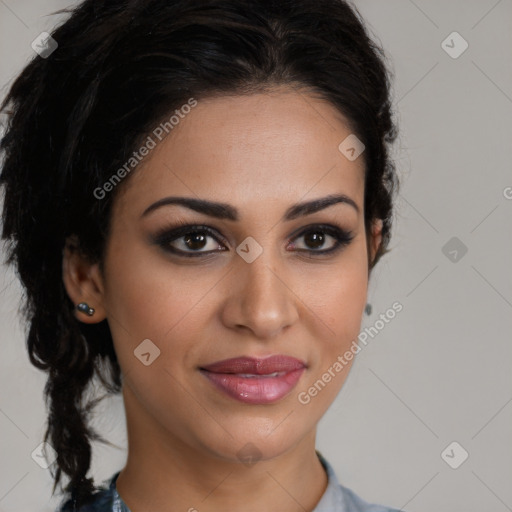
left=1, top=1, right=511, bottom=511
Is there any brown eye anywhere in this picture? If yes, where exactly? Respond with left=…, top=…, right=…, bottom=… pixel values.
left=302, top=231, right=330, bottom=250
left=288, top=225, right=354, bottom=256
left=153, top=225, right=227, bottom=257
left=182, top=232, right=209, bottom=251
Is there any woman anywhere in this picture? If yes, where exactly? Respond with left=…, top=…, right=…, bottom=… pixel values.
left=0, top=0, right=402, bottom=510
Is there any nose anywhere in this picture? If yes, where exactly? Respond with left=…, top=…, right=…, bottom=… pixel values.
left=220, top=249, right=299, bottom=340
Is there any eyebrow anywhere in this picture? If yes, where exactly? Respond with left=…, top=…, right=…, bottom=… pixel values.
left=140, top=193, right=359, bottom=221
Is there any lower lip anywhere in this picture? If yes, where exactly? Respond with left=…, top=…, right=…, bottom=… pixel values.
left=200, top=368, right=306, bottom=404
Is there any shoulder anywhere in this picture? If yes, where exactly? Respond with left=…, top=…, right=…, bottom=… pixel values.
left=55, top=473, right=120, bottom=512
left=315, top=451, right=404, bottom=512
left=56, top=489, right=114, bottom=512
left=339, top=483, right=404, bottom=512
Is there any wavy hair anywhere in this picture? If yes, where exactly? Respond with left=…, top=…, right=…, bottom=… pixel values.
left=0, top=0, right=399, bottom=507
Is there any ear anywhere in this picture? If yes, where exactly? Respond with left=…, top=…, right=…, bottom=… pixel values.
left=369, top=218, right=383, bottom=266
left=62, top=236, right=107, bottom=323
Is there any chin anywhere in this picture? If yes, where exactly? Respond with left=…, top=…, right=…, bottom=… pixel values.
left=192, top=413, right=313, bottom=465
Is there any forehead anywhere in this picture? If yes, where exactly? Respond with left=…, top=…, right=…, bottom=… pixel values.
left=114, top=88, right=365, bottom=219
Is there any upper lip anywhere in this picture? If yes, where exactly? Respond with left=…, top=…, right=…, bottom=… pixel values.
left=200, top=355, right=307, bottom=375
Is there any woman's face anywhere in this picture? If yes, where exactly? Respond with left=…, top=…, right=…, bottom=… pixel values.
left=78, top=87, right=382, bottom=463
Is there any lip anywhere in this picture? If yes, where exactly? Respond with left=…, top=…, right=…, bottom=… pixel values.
left=199, top=355, right=307, bottom=405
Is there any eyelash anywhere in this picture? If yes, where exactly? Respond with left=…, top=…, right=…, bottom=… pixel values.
left=152, top=223, right=355, bottom=259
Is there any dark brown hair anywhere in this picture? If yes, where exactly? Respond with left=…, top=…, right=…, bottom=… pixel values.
left=0, top=0, right=399, bottom=507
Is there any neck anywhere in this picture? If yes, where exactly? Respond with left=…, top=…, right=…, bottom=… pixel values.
left=115, top=385, right=328, bottom=512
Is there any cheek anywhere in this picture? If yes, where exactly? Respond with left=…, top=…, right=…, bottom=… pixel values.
left=304, top=242, right=369, bottom=343
left=296, top=244, right=368, bottom=406
left=322, top=273, right=366, bottom=330
left=99, top=247, right=188, bottom=386
left=102, top=236, right=210, bottom=340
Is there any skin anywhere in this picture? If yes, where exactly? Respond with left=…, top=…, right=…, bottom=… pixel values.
left=63, top=86, right=383, bottom=512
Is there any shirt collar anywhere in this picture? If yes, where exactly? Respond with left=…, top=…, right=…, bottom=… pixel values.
left=313, top=450, right=347, bottom=511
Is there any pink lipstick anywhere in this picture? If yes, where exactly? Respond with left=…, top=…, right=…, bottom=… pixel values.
left=199, top=355, right=306, bottom=404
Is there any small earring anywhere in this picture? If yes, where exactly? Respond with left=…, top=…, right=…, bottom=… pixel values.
left=76, top=302, right=95, bottom=317
left=364, top=303, right=372, bottom=316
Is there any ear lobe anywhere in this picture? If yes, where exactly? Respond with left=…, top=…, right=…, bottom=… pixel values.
left=62, top=237, right=107, bottom=323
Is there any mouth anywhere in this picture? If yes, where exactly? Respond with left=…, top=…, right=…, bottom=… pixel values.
left=199, top=355, right=307, bottom=405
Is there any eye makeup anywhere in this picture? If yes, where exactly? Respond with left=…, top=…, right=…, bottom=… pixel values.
left=150, top=220, right=355, bottom=259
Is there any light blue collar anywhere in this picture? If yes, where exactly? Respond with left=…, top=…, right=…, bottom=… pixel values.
left=313, top=450, right=346, bottom=511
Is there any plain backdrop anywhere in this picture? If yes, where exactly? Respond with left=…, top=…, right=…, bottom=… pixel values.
left=1, top=1, right=511, bottom=511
